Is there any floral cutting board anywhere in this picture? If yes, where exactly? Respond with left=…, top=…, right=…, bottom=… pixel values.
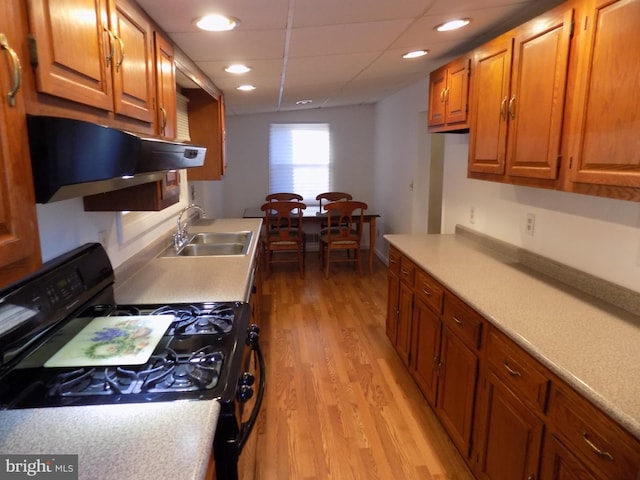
left=44, top=315, right=174, bottom=367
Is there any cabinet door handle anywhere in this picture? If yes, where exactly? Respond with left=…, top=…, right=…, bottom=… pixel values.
left=503, top=361, right=522, bottom=377
left=444, top=87, right=450, bottom=103
left=389, top=258, right=397, bottom=264
left=0, top=33, right=22, bottom=107
left=582, top=432, right=614, bottom=461
left=104, top=26, right=115, bottom=66
left=508, top=95, right=516, bottom=120
left=500, top=96, right=508, bottom=120
left=452, top=315, right=463, bottom=325
left=400, top=268, right=410, bottom=275
left=440, top=88, right=446, bottom=103
left=422, top=289, right=432, bottom=296
left=160, top=106, right=167, bottom=134
left=115, top=34, right=125, bottom=71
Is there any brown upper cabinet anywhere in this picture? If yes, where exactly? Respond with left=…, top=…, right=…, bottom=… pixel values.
left=154, top=31, right=177, bottom=140
left=428, top=56, right=470, bottom=132
left=27, top=0, right=155, bottom=124
left=455, top=0, right=640, bottom=202
left=184, top=89, right=227, bottom=181
left=468, top=4, right=573, bottom=183
left=566, top=0, right=640, bottom=190
left=0, top=2, right=43, bottom=288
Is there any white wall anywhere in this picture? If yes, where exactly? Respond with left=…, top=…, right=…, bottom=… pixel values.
left=441, top=134, right=640, bottom=292
left=374, top=81, right=430, bottom=240
left=220, top=105, right=376, bottom=218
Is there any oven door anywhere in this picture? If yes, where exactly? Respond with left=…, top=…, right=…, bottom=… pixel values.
left=214, top=325, right=265, bottom=480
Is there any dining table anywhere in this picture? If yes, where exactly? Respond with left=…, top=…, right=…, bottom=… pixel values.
left=243, top=205, right=380, bottom=274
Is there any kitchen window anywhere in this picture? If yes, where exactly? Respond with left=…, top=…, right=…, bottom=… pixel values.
left=269, top=123, right=331, bottom=204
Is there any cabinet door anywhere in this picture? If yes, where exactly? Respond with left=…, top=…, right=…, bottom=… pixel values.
left=0, top=6, right=42, bottom=287
left=473, top=371, right=544, bottom=480
left=435, top=326, right=479, bottom=457
left=155, top=31, right=176, bottom=139
left=185, top=88, right=226, bottom=181
left=468, top=35, right=512, bottom=175
left=506, top=8, right=573, bottom=179
left=444, top=57, right=470, bottom=126
left=569, top=0, right=640, bottom=188
left=410, top=297, right=441, bottom=406
left=427, top=65, right=447, bottom=127
left=385, top=270, right=399, bottom=344
left=541, top=434, right=600, bottom=480
left=109, top=0, right=154, bottom=123
left=27, top=0, right=114, bottom=111
left=394, top=281, right=413, bottom=366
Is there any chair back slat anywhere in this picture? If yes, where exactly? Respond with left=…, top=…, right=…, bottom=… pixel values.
left=266, top=192, right=303, bottom=202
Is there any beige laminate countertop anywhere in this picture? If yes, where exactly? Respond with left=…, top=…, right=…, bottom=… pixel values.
left=385, top=231, right=640, bottom=441
left=0, top=401, right=220, bottom=480
left=115, top=217, right=263, bottom=304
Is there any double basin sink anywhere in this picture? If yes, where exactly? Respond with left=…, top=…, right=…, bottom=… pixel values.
left=159, top=231, right=253, bottom=258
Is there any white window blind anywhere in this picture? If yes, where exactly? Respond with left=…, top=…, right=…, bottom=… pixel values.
left=269, top=123, right=331, bottom=204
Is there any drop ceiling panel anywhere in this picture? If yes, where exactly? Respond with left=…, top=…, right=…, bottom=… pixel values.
left=137, top=0, right=568, bottom=114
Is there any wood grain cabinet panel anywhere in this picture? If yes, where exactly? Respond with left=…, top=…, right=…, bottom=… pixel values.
left=0, top=2, right=42, bottom=288
left=27, top=0, right=154, bottom=123
left=485, top=328, right=550, bottom=412
left=385, top=247, right=401, bottom=344
left=468, top=4, right=573, bottom=182
left=409, top=297, right=441, bottom=406
left=545, top=383, right=640, bottom=480
left=154, top=31, right=176, bottom=140
left=568, top=0, right=640, bottom=189
left=541, top=433, right=601, bottom=480
left=428, top=56, right=470, bottom=132
left=435, top=325, right=479, bottom=458
left=185, top=89, right=227, bottom=181
left=473, top=370, right=545, bottom=480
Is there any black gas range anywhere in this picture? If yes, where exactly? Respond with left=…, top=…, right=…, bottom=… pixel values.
left=0, top=243, right=264, bottom=480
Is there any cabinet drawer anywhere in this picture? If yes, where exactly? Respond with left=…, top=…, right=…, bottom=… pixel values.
left=388, top=246, right=401, bottom=276
left=415, top=269, right=444, bottom=314
left=486, top=328, right=550, bottom=412
left=547, top=384, right=640, bottom=480
left=399, top=256, right=415, bottom=286
left=442, top=293, right=484, bottom=350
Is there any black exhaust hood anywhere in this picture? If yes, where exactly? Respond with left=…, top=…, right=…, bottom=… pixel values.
left=27, top=115, right=207, bottom=203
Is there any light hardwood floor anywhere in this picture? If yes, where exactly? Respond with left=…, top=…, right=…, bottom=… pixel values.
left=246, top=252, right=474, bottom=480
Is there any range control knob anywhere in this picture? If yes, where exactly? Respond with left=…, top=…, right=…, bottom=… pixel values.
left=238, top=384, right=254, bottom=402
left=246, top=324, right=260, bottom=347
left=241, top=372, right=255, bottom=386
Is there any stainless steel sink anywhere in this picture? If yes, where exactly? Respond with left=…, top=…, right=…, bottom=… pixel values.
left=189, top=232, right=252, bottom=246
left=159, top=231, right=252, bottom=258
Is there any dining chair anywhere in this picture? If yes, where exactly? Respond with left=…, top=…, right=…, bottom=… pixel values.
left=319, top=200, right=368, bottom=278
left=261, top=201, right=307, bottom=278
left=315, top=191, right=353, bottom=233
left=266, top=192, right=303, bottom=202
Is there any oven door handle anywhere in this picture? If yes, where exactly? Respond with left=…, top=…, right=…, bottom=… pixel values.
left=236, top=342, right=265, bottom=453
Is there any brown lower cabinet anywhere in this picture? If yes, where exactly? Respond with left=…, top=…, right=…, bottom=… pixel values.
left=385, top=246, right=640, bottom=480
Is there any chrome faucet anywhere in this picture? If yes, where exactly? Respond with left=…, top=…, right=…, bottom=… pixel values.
left=173, top=203, right=205, bottom=250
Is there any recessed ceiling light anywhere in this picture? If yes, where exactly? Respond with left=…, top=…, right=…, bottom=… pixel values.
left=435, top=18, right=471, bottom=32
left=402, top=50, right=429, bottom=59
left=225, top=64, right=251, bottom=74
left=194, top=14, right=239, bottom=32
left=237, top=85, right=256, bottom=91
left=296, top=99, right=313, bottom=105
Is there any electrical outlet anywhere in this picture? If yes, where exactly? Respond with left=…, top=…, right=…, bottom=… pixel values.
left=470, top=207, right=475, bottom=225
left=525, top=213, right=536, bottom=236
